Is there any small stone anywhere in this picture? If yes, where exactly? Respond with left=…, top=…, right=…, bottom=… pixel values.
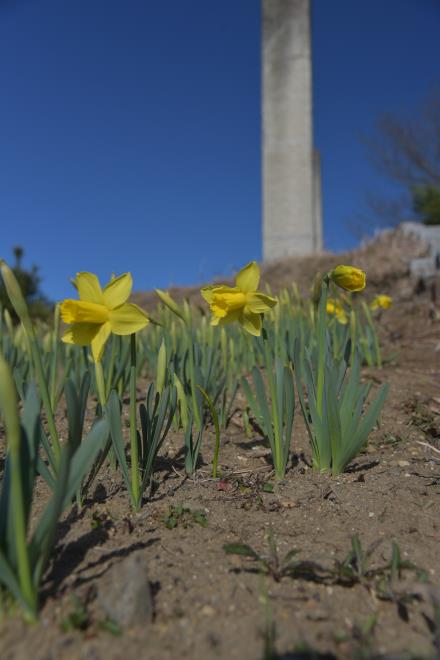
left=201, top=605, right=215, bottom=616
left=97, top=551, right=153, bottom=627
left=398, top=460, right=410, bottom=467
left=280, top=499, right=297, bottom=509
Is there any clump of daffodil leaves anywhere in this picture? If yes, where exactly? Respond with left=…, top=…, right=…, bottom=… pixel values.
left=201, top=261, right=277, bottom=336
left=60, top=272, right=149, bottom=362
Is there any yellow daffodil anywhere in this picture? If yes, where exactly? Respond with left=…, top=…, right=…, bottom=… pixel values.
left=370, top=294, right=392, bottom=311
left=326, top=298, right=348, bottom=324
left=201, top=261, right=277, bottom=336
left=330, top=265, right=366, bottom=292
left=60, top=272, right=149, bottom=362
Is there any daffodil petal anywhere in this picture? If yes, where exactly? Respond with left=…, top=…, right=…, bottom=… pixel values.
left=201, top=286, right=215, bottom=304
left=61, top=323, right=100, bottom=346
left=109, top=303, right=149, bottom=335
left=240, top=309, right=262, bottom=336
left=91, top=322, right=111, bottom=362
left=75, top=272, right=103, bottom=304
left=235, top=261, right=260, bottom=292
left=103, top=273, right=132, bottom=309
left=245, top=292, right=277, bottom=313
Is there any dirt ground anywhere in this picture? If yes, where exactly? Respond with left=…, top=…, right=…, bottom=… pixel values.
left=1, top=237, right=440, bottom=660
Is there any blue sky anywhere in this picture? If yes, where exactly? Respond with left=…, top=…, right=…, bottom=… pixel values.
left=1, top=0, right=439, bottom=300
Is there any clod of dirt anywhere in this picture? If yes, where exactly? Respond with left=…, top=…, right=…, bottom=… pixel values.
left=96, top=551, right=153, bottom=627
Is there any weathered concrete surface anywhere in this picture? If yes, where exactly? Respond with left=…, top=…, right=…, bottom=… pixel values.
left=262, top=0, right=322, bottom=261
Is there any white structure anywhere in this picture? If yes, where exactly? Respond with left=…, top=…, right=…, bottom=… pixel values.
left=400, top=221, right=440, bottom=279
left=262, top=0, right=322, bottom=261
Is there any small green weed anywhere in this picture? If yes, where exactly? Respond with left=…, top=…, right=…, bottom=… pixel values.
left=98, top=617, right=122, bottom=637
left=224, top=528, right=324, bottom=583
left=60, top=594, right=89, bottom=632
left=60, top=594, right=122, bottom=636
left=163, top=504, right=208, bottom=529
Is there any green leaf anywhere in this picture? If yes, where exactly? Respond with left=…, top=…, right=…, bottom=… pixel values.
left=0, top=547, right=28, bottom=611
left=106, top=392, right=130, bottom=492
left=252, top=367, right=274, bottom=445
left=282, top=548, right=301, bottom=566
left=30, top=445, right=71, bottom=588
left=62, top=418, right=109, bottom=508
left=223, top=543, right=259, bottom=559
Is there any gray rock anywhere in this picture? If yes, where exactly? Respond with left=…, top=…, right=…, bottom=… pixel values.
left=97, top=551, right=153, bottom=627
left=401, top=222, right=440, bottom=279
left=409, top=256, right=437, bottom=279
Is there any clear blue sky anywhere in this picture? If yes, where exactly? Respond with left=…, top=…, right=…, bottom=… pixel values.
left=1, top=0, right=439, bottom=300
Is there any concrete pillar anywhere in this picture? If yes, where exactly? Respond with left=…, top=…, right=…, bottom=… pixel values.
left=262, top=0, right=322, bottom=260
left=313, top=148, right=323, bottom=251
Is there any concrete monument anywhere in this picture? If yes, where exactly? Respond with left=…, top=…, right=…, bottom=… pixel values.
left=262, top=0, right=322, bottom=260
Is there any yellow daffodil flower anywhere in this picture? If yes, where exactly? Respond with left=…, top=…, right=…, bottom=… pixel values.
left=60, top=272, right=149, bottom=362
left=330, top=265, right=366, bottom=292
left=326, top=298, right=348, bottom=324
left=201, top=261, right=277, bottom=336
left=370, top=294, right=392, bottom=311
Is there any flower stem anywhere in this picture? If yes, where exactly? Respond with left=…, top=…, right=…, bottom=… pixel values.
left=362, top=301, right=382, bottom=368
left=94, top=360, right=106, bottom=408
left=29, top=339, right=60, bottom=463
left=262, top=329, right=283, bottom=479
left=105, top=335, right=117, bottom=399
left=129, top=334, right=140, bottom=510
left=187, top=330, right=201, bottom=430
left=316, top=277, right=329, bottom=419
left=49, top=304, right=60, bottom=411
left=350, top=309, right=356, bottom=366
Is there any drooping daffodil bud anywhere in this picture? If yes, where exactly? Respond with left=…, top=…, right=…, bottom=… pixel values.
left=329, top=265, right=366, bottom=293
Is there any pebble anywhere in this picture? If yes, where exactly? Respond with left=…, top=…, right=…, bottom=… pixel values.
left=201, top=605, right=215, bottom=617
left=97, top=551, right=153, bottom=627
